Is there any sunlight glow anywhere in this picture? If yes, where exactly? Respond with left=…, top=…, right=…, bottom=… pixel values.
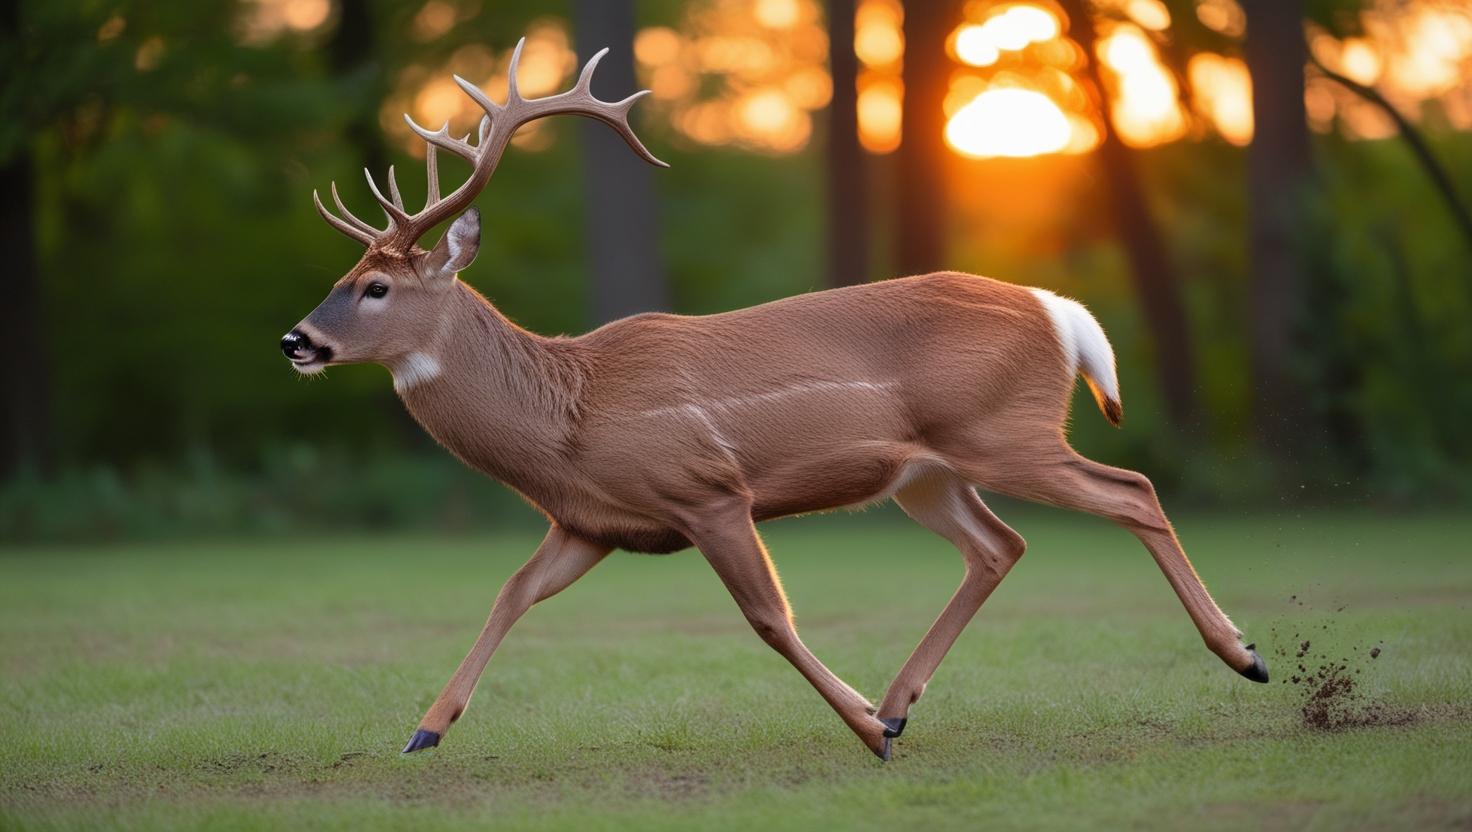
left=953, top=5, right=1061, bottom=66
left=945, top=88, right=1072, bottom=157
left=1307, top=2, right=1472, bottom=137
left=1097, top=25, right=1186, bottom=147
left=412, top=1, right=459, bottom=42
left=856, top=0, right=904, bottom=66
left=378, top=0, right=1472, bottom=160
left=1125, top=0, right=1171, bottom=31
left=1194, top=0, right=1245, bottom=38
left=1188, top=53, right=1253, bottom=145
left=239, top=0, right=331, bottom=43
left=856, top=0, right=904, bottom=153
left=754, top=0, right=803, bottom=29
left=384, top=21, right=577, bottom=156
left=858, top=77, right=903, bottom=153
left=632, top=0, right=830, bottom=154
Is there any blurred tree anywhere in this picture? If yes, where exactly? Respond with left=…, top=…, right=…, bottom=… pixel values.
left=1, top=0, right=56, bottom=477
left=1307, top=52, right=1472, bottom=253
left=327, top=0, right=388, bottom=180
left=0, top=8, right=47, bottom=477
left=826, top=0, right=869, bottom=286
left=1058, top=0, right=1199, bottom=429
left=1242, top=0, right=1315, bottom=452
left=574, top=0, right=669, bottom=323
left=896, top=0, right=958, bottom=276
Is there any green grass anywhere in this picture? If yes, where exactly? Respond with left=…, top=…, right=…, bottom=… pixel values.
left=2, top=507, right=1470, bottom=830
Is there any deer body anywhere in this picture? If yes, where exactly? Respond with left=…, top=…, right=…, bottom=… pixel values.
left=401, top=273, right=1065, bottom=556
left=283, top=39, right=1268, bottom=762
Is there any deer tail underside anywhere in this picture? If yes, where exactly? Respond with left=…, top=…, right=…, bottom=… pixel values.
left=1029, top=287, right=1123, bottom=427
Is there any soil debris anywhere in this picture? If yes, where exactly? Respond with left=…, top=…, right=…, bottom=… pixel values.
left=1276, top=636, right=1406, bottom=731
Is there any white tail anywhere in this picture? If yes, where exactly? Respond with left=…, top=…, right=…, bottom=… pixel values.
left=1030, top=288, right=1122, bottom=426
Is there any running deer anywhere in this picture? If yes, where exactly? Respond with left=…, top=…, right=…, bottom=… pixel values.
left=281, top=38, right=1268, bottom=761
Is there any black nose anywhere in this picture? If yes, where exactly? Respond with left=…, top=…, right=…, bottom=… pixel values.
left=281, top=329, right=313, bottom=360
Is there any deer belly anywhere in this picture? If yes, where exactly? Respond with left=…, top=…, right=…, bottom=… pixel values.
left=559, top=519, right=694, bottom=555
left=751, top=451, right=910, bottom=520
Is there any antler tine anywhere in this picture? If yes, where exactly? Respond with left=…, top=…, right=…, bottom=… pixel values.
left=505, top=37, right=526, bottom=104
left=365, top=38, right=668, bottom=249
left=574, top=47, right=609, bottom=92
left=404, top=115, right=479, bottom=163
left=563, top=48, right=669, bottom=168
left=313, top=189, right=376, bottom=246
left=604, top=90, right=670, bottom=168
left=364, top=168, right=411, bottom=227
left=330, top=181, right=379, bottom=234
left=453, top=74, right=504, bottom=123
left=424, top=142, right=440, bottom=208
left=387, top=165, right=405, bottom=211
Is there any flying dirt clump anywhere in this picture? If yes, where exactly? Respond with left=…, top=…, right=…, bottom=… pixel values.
left=1277, top=637, right=1405, bottom=731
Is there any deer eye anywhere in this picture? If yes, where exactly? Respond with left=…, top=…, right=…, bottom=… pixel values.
left=365, top=282, right=389, bottom=299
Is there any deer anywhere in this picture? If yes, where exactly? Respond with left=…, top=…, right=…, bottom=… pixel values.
left=280, top=37, right=1269, bottom=762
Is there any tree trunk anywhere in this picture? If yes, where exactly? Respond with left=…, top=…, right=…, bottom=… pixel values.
left=1059, top=0, right=1199, bottom=428
left=0, top=0, right=46, bottom=477
left=1242, top=0, right=1314, bottom=451
left=826, top=0, right=868, bottom=286
left=574, top=0, right=669, bottom=323
left=0, top=149, right=49, bottom=478
left=895, top=0, right=955, bottom=276
left=327, top=0, right=387, bottom=179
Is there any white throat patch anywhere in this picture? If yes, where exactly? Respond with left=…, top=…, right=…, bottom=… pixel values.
left=393, top=352, right=442, bottom=393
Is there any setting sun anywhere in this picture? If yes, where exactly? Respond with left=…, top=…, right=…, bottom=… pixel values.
left=945, top=87, right=1073, bottom=157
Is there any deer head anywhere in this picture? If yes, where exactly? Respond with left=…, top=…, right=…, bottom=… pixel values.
left=281, top=38, right=667, bottom=376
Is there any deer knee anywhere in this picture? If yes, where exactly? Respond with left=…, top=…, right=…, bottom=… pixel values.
left=1109, top=470, right=1168, bottom=532
left=997, top=526, right=1027, bottom=564
left=745, top=609, right=794, bottom=647
left=961, top=521, right=1025, bottom=581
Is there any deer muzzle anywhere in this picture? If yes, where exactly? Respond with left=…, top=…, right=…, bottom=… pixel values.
left=281, top=329, right=333, bottom=371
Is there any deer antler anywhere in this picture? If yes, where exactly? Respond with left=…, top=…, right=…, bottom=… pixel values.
left=314, top=37, right=668, bottom=251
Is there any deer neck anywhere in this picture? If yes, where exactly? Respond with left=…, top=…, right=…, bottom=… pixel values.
left=392, top=281, right=579, bottom=488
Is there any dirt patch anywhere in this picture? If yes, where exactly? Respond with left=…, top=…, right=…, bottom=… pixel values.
left=1270, top=621, right=1411, bottom=731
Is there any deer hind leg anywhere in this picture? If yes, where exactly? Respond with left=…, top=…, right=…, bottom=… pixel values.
left=962, top=444, right=1268, bottom=683
left=680, top=501, right=892, bottom=760
left=877, top=469, right=1026, bottom=741
left=403, top=526, right=610, bottom=753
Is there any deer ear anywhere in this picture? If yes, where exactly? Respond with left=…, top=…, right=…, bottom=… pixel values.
left=421, top=208, right=480, bottom=280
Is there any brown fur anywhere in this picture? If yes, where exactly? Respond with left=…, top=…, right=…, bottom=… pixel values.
left=290, top=268, right=1259, bottom=760
left=288, top=46, right=1260, bottom=759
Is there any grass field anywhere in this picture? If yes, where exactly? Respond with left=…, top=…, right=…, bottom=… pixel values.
left=2, top=506, right=1470, bottom=830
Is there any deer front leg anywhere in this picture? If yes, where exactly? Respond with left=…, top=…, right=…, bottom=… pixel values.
left=877, top=471, right=1026, bottom=740
left=681, top=501, right=892, bottom=760
left=403, top=526, right=610, bottom=753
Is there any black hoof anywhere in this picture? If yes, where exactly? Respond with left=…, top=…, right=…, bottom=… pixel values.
left=1238, top=643, right=1270, bottom=683
left=401, top=729, right=441, bottom=754
left=881, top=717, right=907, bottom=738
left=874, top=735, right=892, bottom=762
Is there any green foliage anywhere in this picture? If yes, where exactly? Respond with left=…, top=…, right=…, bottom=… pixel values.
left=1298, top=130, right=1472, bottom=498
left=0, top=445, right=538, bottom=543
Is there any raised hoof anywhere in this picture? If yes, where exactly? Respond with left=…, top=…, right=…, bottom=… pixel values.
left=1238, top=643, right=1270, bottom=684
left=873, top=735, right=892, bottom=762
left=401, top=729, right=442, bottom=754
left=881, top=717, right=907, bottom=738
